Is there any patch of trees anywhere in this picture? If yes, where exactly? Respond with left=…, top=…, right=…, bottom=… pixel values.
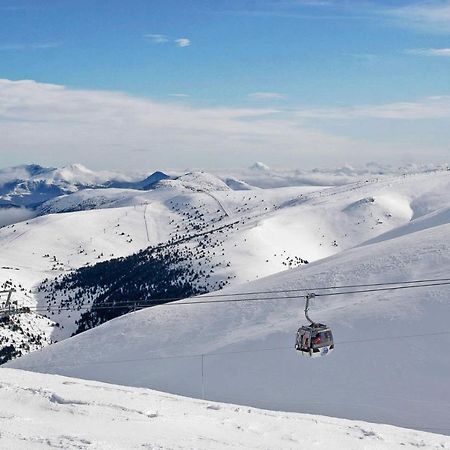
left=40, top=242, right=225, bottom=335
left=0, top=314, right=45, bottom=365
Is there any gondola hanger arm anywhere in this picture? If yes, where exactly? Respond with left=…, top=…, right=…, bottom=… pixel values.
left=304, top=292, right=316, bottom=325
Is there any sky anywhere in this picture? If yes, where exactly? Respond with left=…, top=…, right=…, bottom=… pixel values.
left=0, top=0, right=449, bottom=171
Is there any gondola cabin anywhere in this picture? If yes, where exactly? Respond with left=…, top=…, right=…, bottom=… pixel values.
left=295, top=323, right=334, bottom=357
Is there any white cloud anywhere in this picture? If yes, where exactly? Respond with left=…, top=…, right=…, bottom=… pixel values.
left=175, top=38, right=191, bottom=47
left=294, top=96, right=450, bottom=120
left=0, top=42, right=61, bottom=50
left=385, top=1, right=450, bottom=33
left=0, top=79, right=448, bottom=171
left=144, top=35, right=191, bottom=47
left=0, top=79, right=365, bottom=170
left=407, top=48, right=450, bottom=57
left=169, top=93, right=190, bottom=97
left=144, top=34, right=169, bottom=44
left=248, top=92, right=286, bottom=100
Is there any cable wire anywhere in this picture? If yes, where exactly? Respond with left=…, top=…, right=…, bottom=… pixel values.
left=25, top=279, right=450, bottom=314
left=16, top=329, right=450, bottom=370
left=30, top=276, right=450, bottom=310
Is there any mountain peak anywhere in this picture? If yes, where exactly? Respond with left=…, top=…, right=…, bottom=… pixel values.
left=249, top=161, right=270, bottom=171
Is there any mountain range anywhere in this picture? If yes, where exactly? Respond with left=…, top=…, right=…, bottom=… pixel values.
left=1, top=162, right=450, bottom=440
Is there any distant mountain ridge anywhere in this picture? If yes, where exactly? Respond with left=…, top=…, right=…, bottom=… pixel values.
left=2, top=162, right=448, bottom=209
left=0, top=164, right=172, bottom=208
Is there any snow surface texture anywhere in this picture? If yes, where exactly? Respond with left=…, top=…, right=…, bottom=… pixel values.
left=0, top=368, right=449, bottom=450
left=7, top=169, right=450, bottom=435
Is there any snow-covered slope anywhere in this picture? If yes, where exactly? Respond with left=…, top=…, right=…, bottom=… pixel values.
left=3, top=168, right=450, bottom=434
left=0, top=163, right=169, bottom=209
left=0, top=368, right=448, bottom=450
left=0, top=164, right=111, bottom=207
left=8, top=216, right=450, bottom=434
left=2, top=169, right=450, bottom=355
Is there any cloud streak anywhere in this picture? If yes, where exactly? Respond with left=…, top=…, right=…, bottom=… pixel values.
left=248, top=92, right=286, bottom=100
left=218, top=1, right=450, bottom=33
left=0, top=42, right=61, bottom=51
left=407, top=48, right=450, bottom=57
left=144, top=34, right=191, bottom=47
left=294, top=96, right=450, bottom=120
left=383, top=0, right=450, bottom=33
left=144, top=34, right=169, bottom=44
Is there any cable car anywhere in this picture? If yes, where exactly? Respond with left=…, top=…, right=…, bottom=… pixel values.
left=295, top=293, right=334, bottom=357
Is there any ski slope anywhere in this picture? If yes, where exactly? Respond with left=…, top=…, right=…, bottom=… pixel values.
left=0, top=171, right=382, bottom=344
left=3, top=168, right=450, bottom=434
left=8, top=216, right=450, bottom=434
left=0, top=368, right=448, bottom=450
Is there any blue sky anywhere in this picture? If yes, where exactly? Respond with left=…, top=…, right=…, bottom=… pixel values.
left=0, top=0, right=450, bottom=170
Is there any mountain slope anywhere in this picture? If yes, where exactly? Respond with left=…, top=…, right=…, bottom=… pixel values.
left=8, top=219, right=450, bottom=434
left=0, top=163, right=171, bottom=209
left=0, top=368, right=448, bottom=450
left=2, top=169, right=450, bottom=362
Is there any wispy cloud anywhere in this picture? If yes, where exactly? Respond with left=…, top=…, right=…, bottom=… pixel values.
left=0, top=5, right=37, bottom=11
left=169, top=93, right=190, bottom=98
left=144, top=34, right=169, bottom=44
left=384, top=1, right=450, bottom=33
left=210, top=0, right=376, bottom=21
left=294, top=96, right=450, bottom=120
left=214, top=1, right=450, bottom=32
left=407, top=48, right=450, bottom=57
left=273, top=0, right=335, bottom=5
left=175, top=38, right=191, bottom=47
left=144, top=34, right=191, bottom=47
left=0, top=42, right=61, bottom=51
left=248, top=92, right=286, bottom=100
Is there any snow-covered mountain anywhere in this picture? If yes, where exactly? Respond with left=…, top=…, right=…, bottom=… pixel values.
left=213, top=162, right=450, bottom=189
left=3, top=166, right=450, bottom=436
left=2, top=368, right=448, bottom=450
left=8, top=214, right=450, bottom=434
left=0, top=163, right=170, bottom=209
left=2, top=161, right=446, bottom=209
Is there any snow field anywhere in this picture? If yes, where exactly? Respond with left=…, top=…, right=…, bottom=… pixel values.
left=3, top=168, right=450, bottom=436
left=0, top=368, right=449, bottom=450
left=9, top=221, right=450, bottom=433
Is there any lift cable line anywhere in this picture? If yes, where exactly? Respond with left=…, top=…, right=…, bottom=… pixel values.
left=5, top=282, right=450, bottom=433
left=34, top=276, right=450, bottom=310
left=14, top=328, right=450, bottom=434
left=19, top=329, right=450, bottom=371
left=27, top=279, right=450, bottom=314
left=15, top=328, right=450, bottom=435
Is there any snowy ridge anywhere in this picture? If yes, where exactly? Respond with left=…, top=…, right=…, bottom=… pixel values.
left=212, top=163, right=450, bottom=189
left=0, top=368, right=449, bottom=449
left=0, top=163, right=169, bottom=209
